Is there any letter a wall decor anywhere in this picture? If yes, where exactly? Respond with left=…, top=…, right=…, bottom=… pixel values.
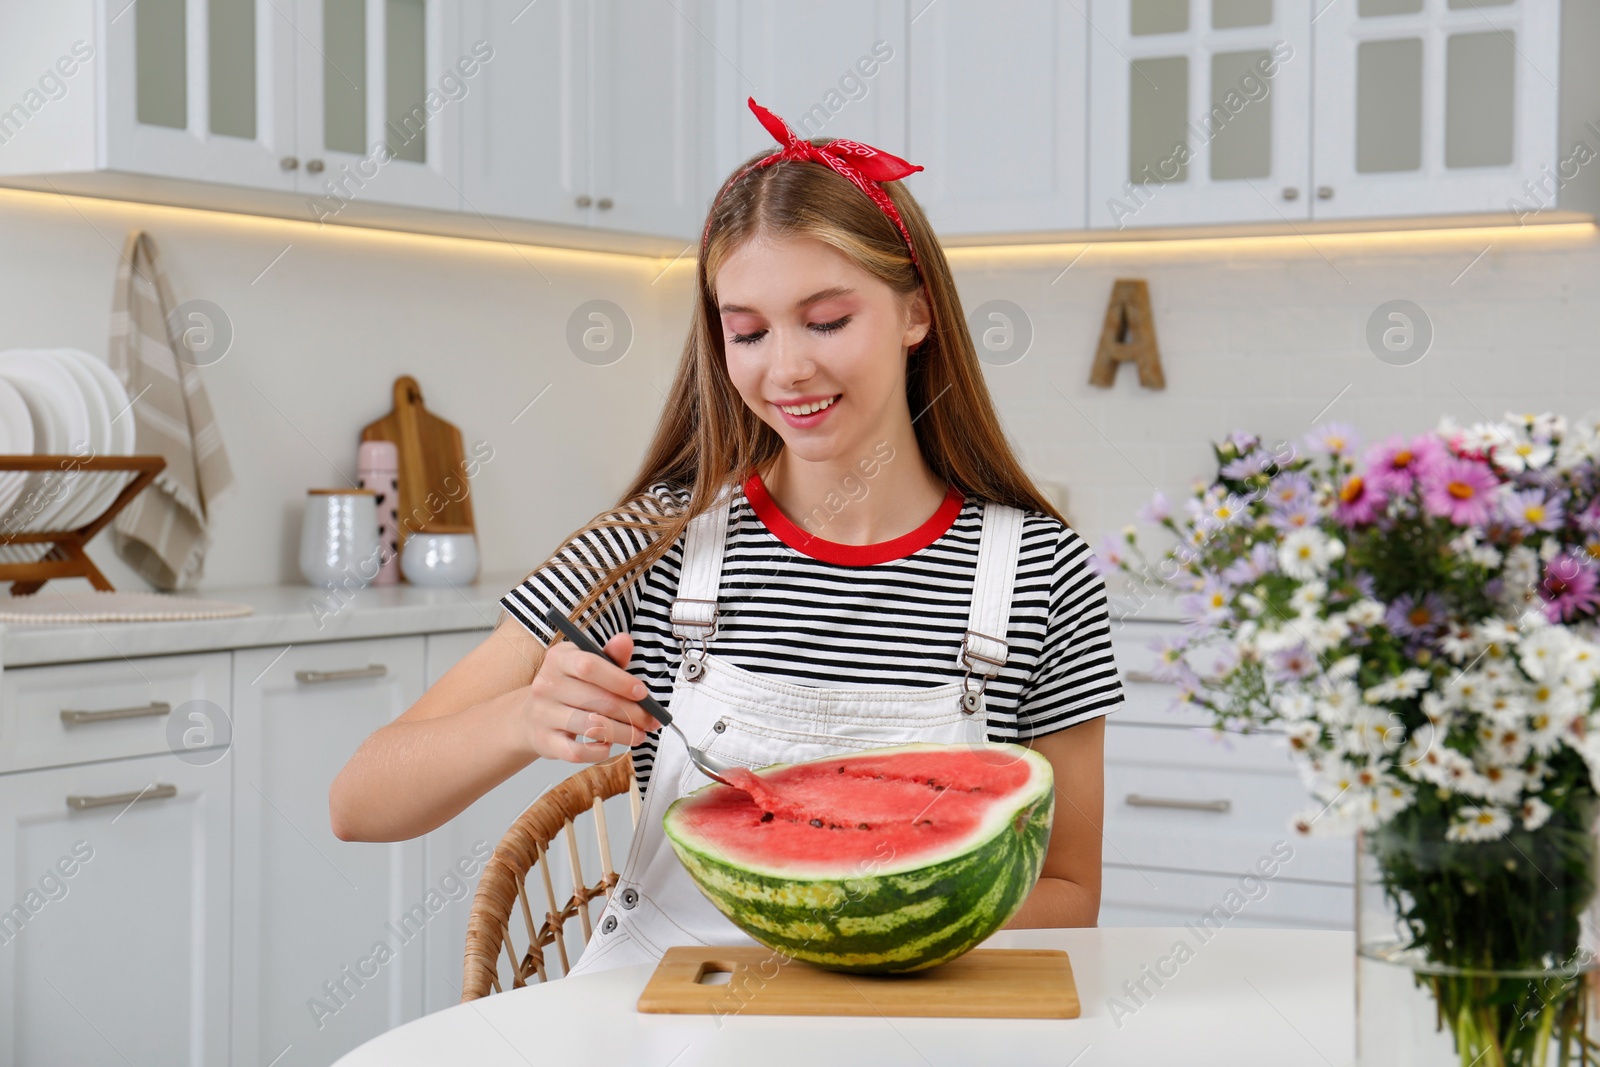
left=1089, top=278, right=1165, bottom=390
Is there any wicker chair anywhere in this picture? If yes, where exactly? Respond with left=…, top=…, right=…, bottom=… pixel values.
left=461, top=752, right=640, bottom=999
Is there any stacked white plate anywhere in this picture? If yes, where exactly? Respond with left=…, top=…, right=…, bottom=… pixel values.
left=0, top=349, right=138, bottom=562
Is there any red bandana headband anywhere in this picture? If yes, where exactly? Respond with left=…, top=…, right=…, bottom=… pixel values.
left=702, top=97, right=925, bottom=274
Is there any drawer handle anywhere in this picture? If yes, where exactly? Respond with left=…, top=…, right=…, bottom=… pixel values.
left=60, top=701, right=172, bottom=726
left=1125, top=793, right=1231, bottom=813
left=1122, top=669, right=1166, bottom=684
left=66, top=783, right=178, bottom=812
left=294, top=664, right=388, bottom=684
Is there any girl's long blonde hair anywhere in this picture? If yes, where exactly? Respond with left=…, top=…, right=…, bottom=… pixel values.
left=530, top=142, right=1069, bottom=633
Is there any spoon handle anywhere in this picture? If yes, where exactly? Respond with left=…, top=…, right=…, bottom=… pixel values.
left=543, top=608, right=674, bottom=728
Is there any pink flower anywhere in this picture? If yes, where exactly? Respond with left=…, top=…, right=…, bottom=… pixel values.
left=1365, top=434, right=1445, bottom=495
left=1333, top=473, right=1386, bottom=526
left=1539, top=552, right=1600, bottom=623
left=1419, top=456, right=1501, bottom=527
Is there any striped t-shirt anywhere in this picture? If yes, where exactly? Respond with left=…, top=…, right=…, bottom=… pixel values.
left=499, top=472, right=1122, bottom=792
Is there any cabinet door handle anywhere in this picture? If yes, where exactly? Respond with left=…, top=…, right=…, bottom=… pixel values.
left=306, top=159, right=326, bottom=174
left=280, top=156, right=299, bottom=170
left=1122, top=669, right=1165, bottom=684
left=60, top=701, right=172, bottom=726
left=575, top=195, right=593, bottom=208
left=596, top=197, right=613, bottom=210
left=1281, top=186, right=1299, bottom=200
left=67, top=783, right=178, bottom=812
left=294, top=664, right=388, bottom=684
left=1125, top=793, right=1231, bottom=813
left=1317, top=185, right=1334, bottom=199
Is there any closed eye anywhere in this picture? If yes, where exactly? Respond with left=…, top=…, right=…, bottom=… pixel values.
left=726, top=315, right=852, bottom=347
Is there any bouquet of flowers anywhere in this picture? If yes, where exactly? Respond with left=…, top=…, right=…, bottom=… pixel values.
left=1098, top=413, right=1600, bottom=1064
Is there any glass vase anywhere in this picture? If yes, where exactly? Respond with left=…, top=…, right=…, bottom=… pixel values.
left=1356, top=798, right=1600, bottom=1066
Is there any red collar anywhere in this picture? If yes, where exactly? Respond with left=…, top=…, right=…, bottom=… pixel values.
left=742, top=469, right=965, bottom=565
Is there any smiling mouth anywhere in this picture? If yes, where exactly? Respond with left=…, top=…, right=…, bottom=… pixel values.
left=775, top=394, right=841, bottom=416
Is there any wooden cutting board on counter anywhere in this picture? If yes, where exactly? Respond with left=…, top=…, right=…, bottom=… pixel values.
left=636, top=946, right=1079, bottom=1018
left=359, top=375, right=475, bottom=550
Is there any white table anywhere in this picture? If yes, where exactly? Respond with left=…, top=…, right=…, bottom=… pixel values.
left=334, top=927, right=1357, bottom=1066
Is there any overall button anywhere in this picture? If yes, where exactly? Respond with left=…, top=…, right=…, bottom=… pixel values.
left=712, top=720, right=726, bottom=733
left=601, top=915, right=618, bottom=934
left=619, top=888, right=639, bottom=910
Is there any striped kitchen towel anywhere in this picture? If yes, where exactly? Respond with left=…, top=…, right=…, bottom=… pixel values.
left=107, top=231, right=236, bottom=590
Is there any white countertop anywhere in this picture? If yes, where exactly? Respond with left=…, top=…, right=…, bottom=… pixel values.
left=334, top=926, right=1357, bottom=1067
left=0, top=570, right=528, bottom=668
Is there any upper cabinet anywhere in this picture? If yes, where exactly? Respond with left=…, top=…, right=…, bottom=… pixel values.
left=908, top=0, right=1089, bottom=233
left=461, top=0, right=710, bottom=238
left=0, top=0, right=1594, bottom=242
left=1309, top=0, right=1559, bottom=220
left=1087, top=0, right=1311, bottom=229
left=105, top=0, right=298, bottom=189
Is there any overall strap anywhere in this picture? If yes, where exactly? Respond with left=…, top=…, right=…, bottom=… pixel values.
left=956, top=500, right=1025, bottom=713
left=669, top=481, right=737, bottom=645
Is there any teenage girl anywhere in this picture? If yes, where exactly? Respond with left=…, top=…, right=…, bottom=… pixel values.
left=330, top=98, right=1124, bottom=975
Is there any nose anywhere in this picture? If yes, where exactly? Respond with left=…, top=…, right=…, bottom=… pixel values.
left=767, top=325, right=816, bottom=388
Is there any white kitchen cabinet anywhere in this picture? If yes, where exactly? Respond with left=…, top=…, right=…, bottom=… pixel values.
left=711, top=0, right=908, bottom=181
left=1101, top=620, right=1356, bottom=930
left=294, top=0, right=465, bottom=212
left=906, top=0, right=1089, bottom=234
left=1310, top=0, right=1560, bottom=220
left=230, top=636, right=427, bottom=1067
left=1087, top=0, right=1311, bottom=229
left=417, top=625, right=640, bottom=1010
left=461, top=0, right=708, bottom=237
left=0, top=751, right=231, bottom=1067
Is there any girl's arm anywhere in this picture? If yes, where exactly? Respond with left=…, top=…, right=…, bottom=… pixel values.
left=328, top=614, right=653, bottom=843
left=1003, top=715, right=1106, bottom=929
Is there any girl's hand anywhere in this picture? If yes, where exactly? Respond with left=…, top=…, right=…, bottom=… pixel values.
left=523, top=632, right=661, bottom=764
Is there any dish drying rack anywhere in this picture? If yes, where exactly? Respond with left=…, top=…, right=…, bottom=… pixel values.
left=0, top=455, right=166, bottom=595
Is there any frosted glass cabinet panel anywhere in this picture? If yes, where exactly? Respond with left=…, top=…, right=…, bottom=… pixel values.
left=292, top=0, right=462, bottom=212
left=1088, top=0, right=1311, bottom=227
left=1310, top=0, right=1558, bottom=218
left=109, top=0, right=297, bottom=187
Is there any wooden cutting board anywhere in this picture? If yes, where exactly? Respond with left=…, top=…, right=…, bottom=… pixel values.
left=359, top=376, right=475, bottom=553
left=636, top=946, right=1079, bottom=1018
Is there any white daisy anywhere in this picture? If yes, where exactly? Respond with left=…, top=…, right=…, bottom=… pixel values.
left=1447, top=805, right=1512, bottom=842
left=1520, top=797, right=1553, bottom=832
left=1279, top=529, right=1343, bottom=580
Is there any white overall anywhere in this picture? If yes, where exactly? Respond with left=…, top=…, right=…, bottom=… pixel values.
left=565, top=481, right=1026, bottom=977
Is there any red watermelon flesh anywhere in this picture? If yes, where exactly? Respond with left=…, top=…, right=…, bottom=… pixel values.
left=678, top=747, right=1040, bottom=875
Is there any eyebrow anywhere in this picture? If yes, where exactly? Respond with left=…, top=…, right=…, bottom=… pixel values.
left=717, top=285, right=855, bottom=315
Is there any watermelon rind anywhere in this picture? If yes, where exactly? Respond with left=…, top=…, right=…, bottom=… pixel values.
left=662, top=742, right=1055, bottom=974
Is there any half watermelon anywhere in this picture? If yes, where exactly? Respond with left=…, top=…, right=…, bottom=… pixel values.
left=662, top=742, right=1055, bottom=974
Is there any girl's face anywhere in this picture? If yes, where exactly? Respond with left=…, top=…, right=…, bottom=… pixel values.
left=714, top=234, right=929, bottom=464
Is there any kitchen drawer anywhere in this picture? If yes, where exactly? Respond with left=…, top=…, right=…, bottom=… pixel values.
left=1103, top=759, right=1355, bottom=884
left=1107, top=720, right=1296, bottom=775
left=0, top=652, right=232, bottom=775
left=1100, top=865, right=1354, bottom=931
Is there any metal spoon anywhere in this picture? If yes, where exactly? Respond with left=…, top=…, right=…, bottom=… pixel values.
left=544, top=608, right=743, bottom=789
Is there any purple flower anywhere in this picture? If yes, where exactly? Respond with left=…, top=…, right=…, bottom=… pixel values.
left=1500, top=488, right=1566, bottom=533
left=1307, top=422, right=1359, bottom=457
left=1270, top=644, right=1318, bottom=681
left=1269, top=499, right=1321, bottom=534
left=1420, top=457, right=1501, bottom=527
left=1333, top=473, right=1386, bottom=527
left=1385, top=592, right=1449, bottom=639
left=1365, top=434, right=1446, bottom=496
left=1539, top=552, right=1600, bottom=623
left=1222, top=542, right=1276, bottom=585
left=1221, top=450, right=1272, bottom=480
left=1137, top=491, right=1170, bottom=524
left=1226, top=430, right=1260, bottom=454
left=1178, top=573, right=1232, bottom=627
left=1090, top=535, right=1126, bottom=576
left=1265, top=471, right=1314, bottom=511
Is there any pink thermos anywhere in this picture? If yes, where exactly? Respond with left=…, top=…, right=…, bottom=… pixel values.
left=357, top=440, right=401, bottom=585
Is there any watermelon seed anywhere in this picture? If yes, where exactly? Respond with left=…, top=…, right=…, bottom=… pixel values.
left=759, top=812, right=774, bottom=823
left=809, top=818, right=824, bottom=828
left=857, top=822, right=869, bottom=830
